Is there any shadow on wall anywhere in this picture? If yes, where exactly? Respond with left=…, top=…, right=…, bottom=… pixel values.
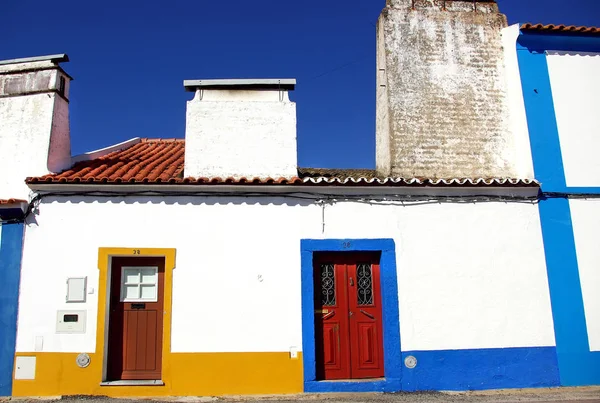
left=24, top=195, right=317, bottom=226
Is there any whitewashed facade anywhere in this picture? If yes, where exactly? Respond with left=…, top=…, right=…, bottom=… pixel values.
left=2, top=0, right=600, bottom=398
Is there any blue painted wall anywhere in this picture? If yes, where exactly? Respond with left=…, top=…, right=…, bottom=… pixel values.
left=400, top=347, right=559, bottom=391
left=300, top=239, right=559, bottom=392
left=300, top=239, right=402, bottom=392
left=517, top=30, right=600, bottom=386
left=0, top=222, right=24, bottom=396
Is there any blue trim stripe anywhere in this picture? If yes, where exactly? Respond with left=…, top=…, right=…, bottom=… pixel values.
left=300, top=239, right=402, bottom=392
left=518, top=31, right=600, bottom=386
left=516, top=45, right=566, bottom=191
left=400, top=347, right=559, bottom=391
left=0, top=223, right=24, bottom=396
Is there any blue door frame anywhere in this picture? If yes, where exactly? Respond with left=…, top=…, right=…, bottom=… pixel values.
left=300, top=238, right=402, bottom=392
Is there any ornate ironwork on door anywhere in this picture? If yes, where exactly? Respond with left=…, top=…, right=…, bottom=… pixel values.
left=357, top=263, right=373, bottom=305
left=320, top=263, right=336, bottom=306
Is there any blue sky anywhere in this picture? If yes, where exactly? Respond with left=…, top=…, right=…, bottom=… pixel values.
left=2, top=0, right=600, bottom=169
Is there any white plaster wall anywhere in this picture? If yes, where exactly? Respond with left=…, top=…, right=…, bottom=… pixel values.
left=568, top=199, right=600, bottom=351
left=48, top=95, right=71, bottom=173
left=17, top=197, right=555, bottom=353
left=184, top=89, right=298, bottom=180
left=547, top=51, right=600, bottom=187
left=501, top=24, right=535, bottom=179
left=0, top=94, right=54, bottom=200
left=375, top=16, right=391, bottom=177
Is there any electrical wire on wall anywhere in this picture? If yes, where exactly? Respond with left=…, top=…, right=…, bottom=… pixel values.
left=8, top=189, right=600, bottom=225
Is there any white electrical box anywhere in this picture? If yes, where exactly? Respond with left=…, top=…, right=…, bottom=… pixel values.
left=14, top=356, right=36, bottom=380
left=66, top=277, right=87, bottom=302
left=56, top=310, right=86, bottom=333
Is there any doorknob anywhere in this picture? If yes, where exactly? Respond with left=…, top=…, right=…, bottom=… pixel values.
left=349, top=311, right=354, bottom=317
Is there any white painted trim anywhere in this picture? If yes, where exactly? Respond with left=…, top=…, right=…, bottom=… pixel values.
left=71, top=137, right=142, bottom=164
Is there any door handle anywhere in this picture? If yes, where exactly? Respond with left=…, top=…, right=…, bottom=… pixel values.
left=349, top=277, right=354, bottom=286
left=360, top=309, right=375, bottom=319
left=322, top=311, right=335, bottom=320
left=349, top=311, right=354, bottom=317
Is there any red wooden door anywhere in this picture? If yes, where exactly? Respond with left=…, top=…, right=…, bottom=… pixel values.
left=107, top=257, right=164, bottom=381
left=314, top=253, right=384, bottom=380
left=347, top=259, right=385, bottom=378
left=314, top=258, right=351, bottom=380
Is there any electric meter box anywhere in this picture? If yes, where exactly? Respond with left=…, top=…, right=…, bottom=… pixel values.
left=56, top=310, right=86, bottom=333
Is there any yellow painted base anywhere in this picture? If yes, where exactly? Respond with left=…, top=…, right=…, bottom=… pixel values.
left=12, top=352, right=303, bottom=397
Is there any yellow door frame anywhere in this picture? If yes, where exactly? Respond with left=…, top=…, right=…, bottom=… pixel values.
left=97, top=247, right=176, bottom=384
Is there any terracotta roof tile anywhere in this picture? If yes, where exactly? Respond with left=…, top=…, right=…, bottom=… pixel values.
left=0, top=198, right=27, bottom=205
left=520, top=23, right=600, bottom=36
left=26, top=139, right=538, bottom=188
left=30, top=139, right=185, bottom=184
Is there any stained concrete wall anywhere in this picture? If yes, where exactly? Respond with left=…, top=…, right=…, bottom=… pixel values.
left=376, top=0, right=521, bottom=179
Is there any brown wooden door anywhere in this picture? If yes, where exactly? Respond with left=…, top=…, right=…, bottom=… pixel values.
left=314, top=253, right=384, bottom=380
left=107, top=257, right=164, bottom=381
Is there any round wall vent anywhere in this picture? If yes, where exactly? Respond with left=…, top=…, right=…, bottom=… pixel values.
left=76, top=353, right=91, bottom=368
left=404, top=355, right=417, bottom=369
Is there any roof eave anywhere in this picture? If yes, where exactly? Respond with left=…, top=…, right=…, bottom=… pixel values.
left=26, top=182, right=540, bottom=198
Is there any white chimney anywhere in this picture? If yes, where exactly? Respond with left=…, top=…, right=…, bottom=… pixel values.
left=183, top=79, right=298, bottom=179
left=0, top=54, right=72, bottom=200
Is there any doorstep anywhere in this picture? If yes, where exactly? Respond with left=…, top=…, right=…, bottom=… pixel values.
left=100, top=380, right=164, bottom=386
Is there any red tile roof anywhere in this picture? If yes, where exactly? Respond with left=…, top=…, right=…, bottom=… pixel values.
left=520, top=23, right=600, bottom=36
left=0, top=198, right=27, bottom=205
left=26, top=139, right=538, bottom=188
left=29, top=139, right=185, bottom=184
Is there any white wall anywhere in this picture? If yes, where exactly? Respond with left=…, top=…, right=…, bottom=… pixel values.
left=568, top=199, right=600, bottom=352
left=0, top=94, right=53, bottom=200
left=184, top=89, right=298, bottom=180
left=0, top=90, right=71, bottom=201
left=17, top=196, right=555, bottom=354
left=501, top=24, right=535, bottom=179
left=547, top=51, right=600, bottom=187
